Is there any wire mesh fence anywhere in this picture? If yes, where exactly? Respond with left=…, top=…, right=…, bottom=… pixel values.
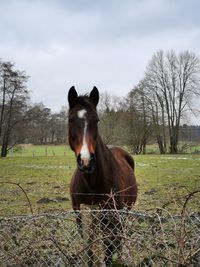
left=0, top=208, right=200, bottom=267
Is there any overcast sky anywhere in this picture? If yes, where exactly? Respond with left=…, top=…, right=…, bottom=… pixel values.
left=0, top=0, right=200, bottom=123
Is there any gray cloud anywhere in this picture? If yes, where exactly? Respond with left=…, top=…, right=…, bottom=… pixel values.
left=0, top=0, right=200, bottom=124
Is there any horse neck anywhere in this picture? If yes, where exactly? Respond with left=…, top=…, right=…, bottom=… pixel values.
left=79, top=133, right=119, bottom=194
left=95, top=135, right=111, bottom=169
left=89, top=134, right=117, bottom=189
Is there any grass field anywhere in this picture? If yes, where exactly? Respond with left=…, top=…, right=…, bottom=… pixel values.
left=0, top=145, right=200, bottom=216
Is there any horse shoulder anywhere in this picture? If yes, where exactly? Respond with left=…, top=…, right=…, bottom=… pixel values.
left=70, top=170, right=82, bottom=209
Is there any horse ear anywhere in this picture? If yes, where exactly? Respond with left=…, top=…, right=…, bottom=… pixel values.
left=68, top=86, right=78, bottom=108
left=89, top=86, right=99, bottom=107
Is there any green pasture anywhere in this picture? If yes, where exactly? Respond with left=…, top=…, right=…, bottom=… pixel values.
left=144, top=142, right=200, bottom=154
left=8, top=144, right=69, bottom=157
left=0, top=145, right=199, bottom=216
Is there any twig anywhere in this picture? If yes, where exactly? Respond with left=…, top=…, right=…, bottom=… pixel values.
left=0, top=181, right=33, bottom=215
left=181, top=190, right=200, bottom=215
left=137, top=253, right=185, bottom=266
left=49, top=234, right=69, bottom=259
left=186, top=247, right=200, bottom=262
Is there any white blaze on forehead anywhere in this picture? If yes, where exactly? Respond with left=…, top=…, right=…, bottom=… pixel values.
left=77, top=109, right=87, bottom=119
left=80, top=121, right=90, bottom=162
left=77, top=109, right=90, bottom=162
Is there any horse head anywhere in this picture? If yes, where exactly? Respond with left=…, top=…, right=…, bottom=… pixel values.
left=68, top=86, right=99, bottom=173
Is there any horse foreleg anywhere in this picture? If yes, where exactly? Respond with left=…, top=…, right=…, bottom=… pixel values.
left=104, top=237, right=115, bottom=267
left=74, top=205, right=96, bottom=266
left=104, top=231, right=122, bottom=267
left=73, top=203, right=83, bottom=237
left=76, top=210, right=83, bottom=237
left=102, top=210, right=125, bottom=267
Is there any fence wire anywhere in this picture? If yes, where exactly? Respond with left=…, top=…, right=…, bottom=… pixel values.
left=0, top=209, right=199, bottom=267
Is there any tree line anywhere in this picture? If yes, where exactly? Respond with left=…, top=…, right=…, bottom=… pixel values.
left=0, top=50, right=200, bottom=157
left=0, top=60, right=67, bottom=157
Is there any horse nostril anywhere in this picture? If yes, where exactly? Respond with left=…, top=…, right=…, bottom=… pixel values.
left=90, top=153, right=95, bottom=164
left=77, top=153, right=96, bottom=173
left=88, top=153, right=96, bottom=170
left=77, top=154, right=83, bottom=167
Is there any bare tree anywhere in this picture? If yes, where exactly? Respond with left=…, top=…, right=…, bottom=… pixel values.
left=140, top=78, right=167, bottom=154
left=25, top=103, right=51, bottom=144
left=127, top=82, right=153, bottom=154
left=0, top=61, right=29, bottom=157
left=49, top=108, right=68, bottom=144
left=98, top=92, right=125, bottom=145
left=145, top=50, right=200, bottom=153
left=0, top=61, right=12, bottom=139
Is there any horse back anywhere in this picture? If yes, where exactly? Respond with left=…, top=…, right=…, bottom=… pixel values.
left=109, top=146, right=135, bottom=170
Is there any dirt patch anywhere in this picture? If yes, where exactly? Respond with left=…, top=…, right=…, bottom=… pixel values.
left=144, top=188, right=157, bottom=195
left=37, top=196, right=69, bottom=204
left=37, top=197, right=56, bottom=204
left=55, top=196, right=69, bottom=202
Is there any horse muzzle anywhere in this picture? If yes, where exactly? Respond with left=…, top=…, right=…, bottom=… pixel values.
left=77, top=153, right=96, bottom=173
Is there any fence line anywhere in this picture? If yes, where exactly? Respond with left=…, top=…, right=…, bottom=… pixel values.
left=0, top=208, right=199, bottom=267
left=0, top=183, right=199, bottom=266
left=8, top=146, right=69, bottom=157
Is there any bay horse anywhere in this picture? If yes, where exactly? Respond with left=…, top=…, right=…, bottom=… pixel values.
left=68, top=86, right=137, bottom=266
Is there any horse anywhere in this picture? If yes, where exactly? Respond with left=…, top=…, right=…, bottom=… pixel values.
left=68, top=86, right=137, bottom=266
